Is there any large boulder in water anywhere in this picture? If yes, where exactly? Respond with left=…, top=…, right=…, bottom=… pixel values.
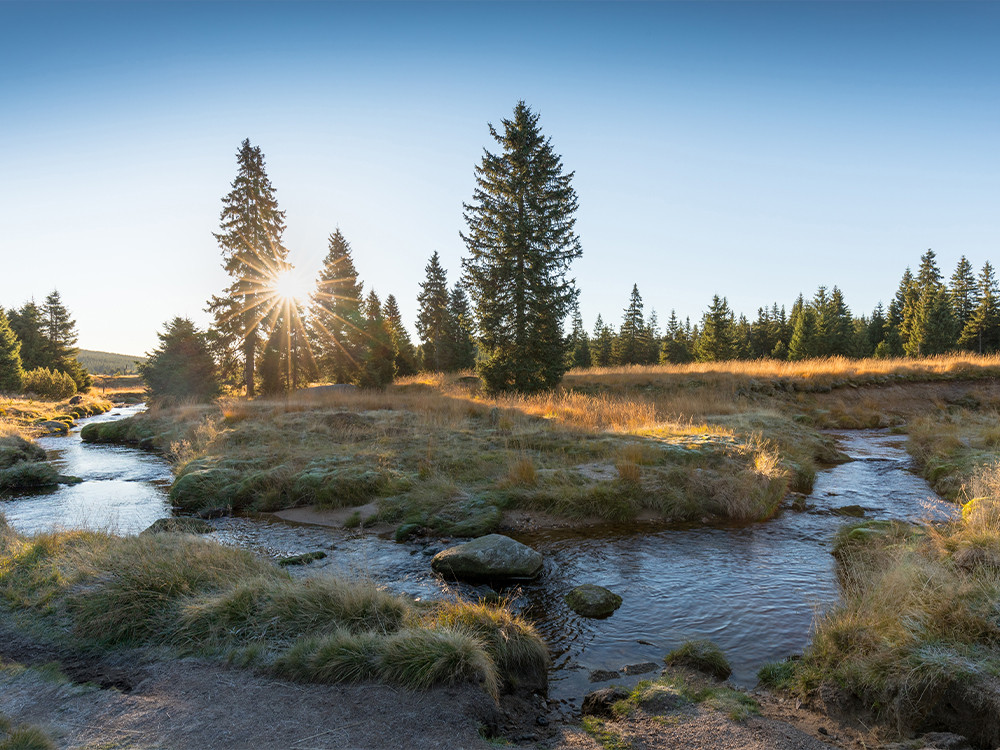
left=565, top=584, right=622, bottom=618
left=431, top=534, right=543, bottom=581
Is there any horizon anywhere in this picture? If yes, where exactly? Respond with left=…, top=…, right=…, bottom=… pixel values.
left=2, top=1, right=998, bottom=354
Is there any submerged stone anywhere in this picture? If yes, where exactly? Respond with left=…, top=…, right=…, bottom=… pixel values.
left=431, top=534, right=543, bottom=581
left=565, top=584, right=623, bottom=618
left=278, top=550, right=328, bottom=566
left=833, top=504, right=866, bottom=517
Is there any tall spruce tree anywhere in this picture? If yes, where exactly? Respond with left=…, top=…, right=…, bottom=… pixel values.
left=207, top=140, right=288, bottom=397
left=447, top=285, right=478, bottom=371
left=660, top=310, right=693, bottom=364
left=7, top=301, right=46, bottom=371
left=788, top=306, right=820, bottom=360
left=40, top=291, right=89, bottom=391
left=949, top=256, right=980, bottom=345
left=416, top=251, right=453, bottom=372
left=959, top=262, right=1000, bottom=353
left=613, top=284, right=647, bottom=365
left=567, top=308, right=592, bottom=369
left=0, top=310, right=24, bottom=393
left=382, top=295, right=418, bottom=377
left=355, top=290, right=395, bottom=389
left=592, top=315, right=614, bottom=367
left=905, top=250, right=955, bottom=356
left=695, top=295, right=735, bottom=362
left=308, top=229, right=365, bottom=384
left=461, top=102, right=582, bottom=393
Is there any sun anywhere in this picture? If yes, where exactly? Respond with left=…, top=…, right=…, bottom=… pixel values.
left=271, top=267, right=310, bottom=303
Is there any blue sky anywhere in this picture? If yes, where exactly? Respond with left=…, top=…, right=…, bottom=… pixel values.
left=1, top=1, right=997, bottom=355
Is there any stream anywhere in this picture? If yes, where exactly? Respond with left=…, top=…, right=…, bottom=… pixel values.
left=2, top=407, right=958, bottom=707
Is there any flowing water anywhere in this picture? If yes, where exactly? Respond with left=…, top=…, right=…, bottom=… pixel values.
left=2, top=409, right=957, bottom=706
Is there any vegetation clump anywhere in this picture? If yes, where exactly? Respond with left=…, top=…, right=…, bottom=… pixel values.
left=664, top=640, right=732, bottom=681
left=138, top=317, right=220, bottom=404
left=782, top=462, right=1000, bottom=746
left=0, top=518, right=547, bottom=697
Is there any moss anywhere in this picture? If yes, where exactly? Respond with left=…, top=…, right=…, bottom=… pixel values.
left=0, top=436, right=46, bottom=470
left=278, top=550, right=327, bottom=566
left=665, top=640, right=732, bottom=681
left=0, top=462, right=61, bottom=491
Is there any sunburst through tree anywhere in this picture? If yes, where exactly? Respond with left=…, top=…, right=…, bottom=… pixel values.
left=207, top=140, right=315, bottom=396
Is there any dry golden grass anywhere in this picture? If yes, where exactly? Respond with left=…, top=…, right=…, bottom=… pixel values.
left=0, top=392, right=112, bottom=432
left=566, top=353, right=1000, bottom=386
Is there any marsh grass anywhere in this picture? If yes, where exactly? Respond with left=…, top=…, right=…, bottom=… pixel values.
left=0, top=518, right=546, bottom=695
left=0, top=393, right=111, bottom=432
left=791, top=461, right=1000, bottom=731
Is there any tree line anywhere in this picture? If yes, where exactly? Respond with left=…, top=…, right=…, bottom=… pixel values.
left=570, top=249, right=1000, bottom=368
left=0, top=291, right=91, bottom=398
left=141, top=102, right=1000, bottom=401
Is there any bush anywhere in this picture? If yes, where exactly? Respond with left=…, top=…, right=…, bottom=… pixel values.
left=139, top=317, right=220, bottom=404
left=22, top=368, right=76, bottom=400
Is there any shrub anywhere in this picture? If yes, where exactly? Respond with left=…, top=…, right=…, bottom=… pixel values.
left=22, top=368, right=76, bottom=400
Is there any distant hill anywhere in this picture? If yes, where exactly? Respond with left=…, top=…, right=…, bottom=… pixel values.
left=78, top=349, right=146, bottom=375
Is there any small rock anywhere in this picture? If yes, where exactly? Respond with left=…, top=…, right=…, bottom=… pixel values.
left=581, top=687, right=630, bottom=718
left=588, top=669, right=621, bottom=683
left=833, top=504, right=866, bottom=517
left=564, top=584, right=622, bottom=618
left=278, top=550, right=328, bottom=566
left=535, top=716, right=548, bottom=726
left=621, top=661, right=659, bottom=676
left=69, top=395, right=83, bottom=405
left=918, top=732, right=975, bottom=750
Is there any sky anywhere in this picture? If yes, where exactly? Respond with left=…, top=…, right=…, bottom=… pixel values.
left=1, top=1, right=998, bottom=355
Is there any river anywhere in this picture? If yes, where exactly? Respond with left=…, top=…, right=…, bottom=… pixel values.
left=1, top=407, right=956, bottom=707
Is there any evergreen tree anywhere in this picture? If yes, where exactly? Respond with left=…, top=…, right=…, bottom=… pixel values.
left=139, top=318, right=220, bottom=404
left=567, top=308, right=592, bottom=369
left=461, top=102, right=581, bottom=393
left=613, top=284, right=647, bottom=365
left=7, top=301, right=46, bottom=371
left=959, top=262, right=1000, bottom=353
left=0, top=310, right=24, bottom=393
left=695, top=295, right=735, bottom=362
left=416, top=251, right=453, bottom=372
left=819, top=286, right=853, bottom=356
left=207, top=139, right=288, bottom=397
left=258, top=299, right=313, bottom=395
left=355, top=291, right=395, bottom=389
left=447, top=285, right=478, bottom=371
left=905, top=250, right=955, bottom=356
left=733, top=314, right=752, bottom=359
left=660, top=310, right=693, bottom=364
left=383, top=295, right=418, bottom=377
left=788, top=306, right=820, bottom=360
left=592, top=315, right=614, bottom=367
left=308, top=229, right=365, bottom=384
left=39, top=291, right=90, bottom=391
left=867, top=302, right=887, bottom=351
left=949, top=256, right=980, bottom=345
left=645, top=309, right=661, bottom=364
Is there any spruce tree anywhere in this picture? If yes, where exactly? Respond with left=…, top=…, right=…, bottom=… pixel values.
left=661, top=310, right=693, bottom=364
left=7, top=302, right=46, bottom=371
left=207, top=139, right=288, bottom=397
left=139, top=318, right=220, bottom=404
left=461, top=102, right=581, bottom=393
left=695, top=295, right=735, bottom=362
left=40, top=291, right=89, bottom=391
left=447, top=286, right=478, bottom=371
left=788, top=306, right=820, bottom=360
left=613, top=284, right=647, bottom=365
left=355, top=291, right=395, bottom=389
left=959, top=262, right=1000, bottom=353
left=822, top=286, right=853, bottom=356
left=592, top=315, right=614, bottom=367
left=416, top=252, right=453, bottom=372
left=950, top=255, right=980, bottom=337
left=905, top=250, right=955, bottom=356
left=308, top=229, right=365, bottom=384
left=383, top=295, right=418, bottom=377
left=567, top=308, right=592, bottom=369
left=0, top=310, right=24, bottom=393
